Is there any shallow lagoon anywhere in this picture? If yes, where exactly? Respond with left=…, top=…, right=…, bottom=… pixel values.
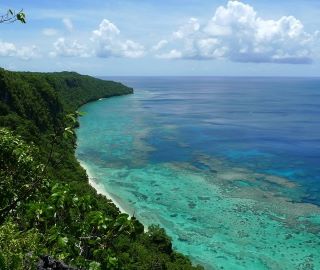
left=76, top=77, right=320, bottom=269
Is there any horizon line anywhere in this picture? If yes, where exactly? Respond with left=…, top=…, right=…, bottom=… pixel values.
left=97, top=75, right=320, bottom=79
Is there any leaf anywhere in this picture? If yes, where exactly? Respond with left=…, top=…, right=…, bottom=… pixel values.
left=16, top=12, right=26, bottom=24
left=58, top=236, right=68, bottom=248
left=108, top=256, right=118, bottom=267
left=88, top=239, right=97, bottom=245
left=89, top=261, right=101, bottom=270
left=63, top=127, right=74, bottom=139
left=75, top=110, right=86, bottom=117
left=66, top=114, right=76, bottom=123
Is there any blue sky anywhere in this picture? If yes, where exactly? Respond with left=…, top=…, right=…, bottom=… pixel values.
left=1, top=0, right=320, bottom=76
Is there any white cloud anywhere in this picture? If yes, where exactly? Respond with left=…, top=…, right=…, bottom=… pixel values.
left=0, top=41, right=16, bottom=57
left=156, top=49, right=183, bottom=59
left=91, top=19, right=145, bottom=58
left=42, top=28, right=58, bottom=36
left=196, top=38, right=228, bottom=59
left=92, top=19, right=120, bottom=38
left=49, top=19, right=144, bottom=59
left=155, top=1, right=319, bottom=64
left=120, top=40, right=145, bottom=58
left=0, top=41, right=39, bottom=60
left=152, top=40, right=168, bottom=51
left=173, top=18, right=200, bottom=39
left=16, top=46, right=40, bottom=60
left=50, top=37, right=90, bottom=57
left=62, top=18, right=74, bottom=32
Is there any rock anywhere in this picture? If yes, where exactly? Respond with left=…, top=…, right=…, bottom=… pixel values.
left=37, top=255, right=78, bottom=270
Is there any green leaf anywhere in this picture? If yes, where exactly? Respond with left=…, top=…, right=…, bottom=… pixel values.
left=16, top=12, right=26, bottom=24
left=108, top=256, right=118, bottom=267
left=66, top=114, right=76, bottom=123
left=58, top=236, right=68, bottom=248
left=89, top=261, right=101, bottom=270
left=78, top=111, right=86, bottom=116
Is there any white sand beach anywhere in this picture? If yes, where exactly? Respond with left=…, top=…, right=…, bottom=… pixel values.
left=79, top=161, right=132, bottom=215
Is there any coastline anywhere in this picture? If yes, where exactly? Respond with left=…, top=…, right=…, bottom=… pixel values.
left=78, top=160, right=133, bottom=215
left=75, top=92, right=135, bottom=216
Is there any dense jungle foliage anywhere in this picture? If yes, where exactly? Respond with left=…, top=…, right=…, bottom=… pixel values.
left=0, top=68, right=203, bottom=269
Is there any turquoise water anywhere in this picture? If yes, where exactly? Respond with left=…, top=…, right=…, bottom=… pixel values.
left=76, top=77, right=320, bottom=270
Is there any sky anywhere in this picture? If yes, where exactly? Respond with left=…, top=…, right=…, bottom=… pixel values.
left=0, top=0, right=320, bottom=76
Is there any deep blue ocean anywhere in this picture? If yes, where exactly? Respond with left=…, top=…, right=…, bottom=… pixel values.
left=76, top=77, right=320, bottom=270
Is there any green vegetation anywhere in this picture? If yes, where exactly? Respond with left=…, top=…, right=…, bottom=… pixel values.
left=0, top=68, right=203, bottom=269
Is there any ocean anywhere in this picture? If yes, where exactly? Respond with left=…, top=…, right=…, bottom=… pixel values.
left=76, top=77, right=320, bottom=270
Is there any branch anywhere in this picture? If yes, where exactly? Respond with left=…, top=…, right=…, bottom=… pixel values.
left=0, top=9, right=26, bottom=24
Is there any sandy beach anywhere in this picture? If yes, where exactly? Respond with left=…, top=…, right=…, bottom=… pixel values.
left=79, top=160, right=132, bottom=215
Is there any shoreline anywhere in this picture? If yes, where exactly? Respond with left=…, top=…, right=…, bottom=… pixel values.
left=75, top=93, right=135, bottom=217
left=78, top=160, right=132, bottom=215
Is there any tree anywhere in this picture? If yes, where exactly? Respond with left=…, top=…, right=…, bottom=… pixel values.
left=0, top=8, right=26, bottom=23
left=0, top=129, right=44, bottom=223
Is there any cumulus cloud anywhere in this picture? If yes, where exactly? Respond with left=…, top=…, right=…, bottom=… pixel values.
left=16, top=46, right=40, bottom=60
left=152, top=40, right=168, bottom=51
left=0, top=41, right=16, bottom=57
left=0, top=41, right=39, bottom=60
left=62, top=18, right=74, bottom=32
left=91, top=19, right=145, bottom=58
left=155, top=1, right=319, bottom=64
left=173, top=18, right=200, bottom=39
left=50, top=37, right=90, bottom=57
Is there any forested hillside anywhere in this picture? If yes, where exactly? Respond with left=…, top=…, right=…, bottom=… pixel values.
left=0, top=68, right=203, bottom=269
